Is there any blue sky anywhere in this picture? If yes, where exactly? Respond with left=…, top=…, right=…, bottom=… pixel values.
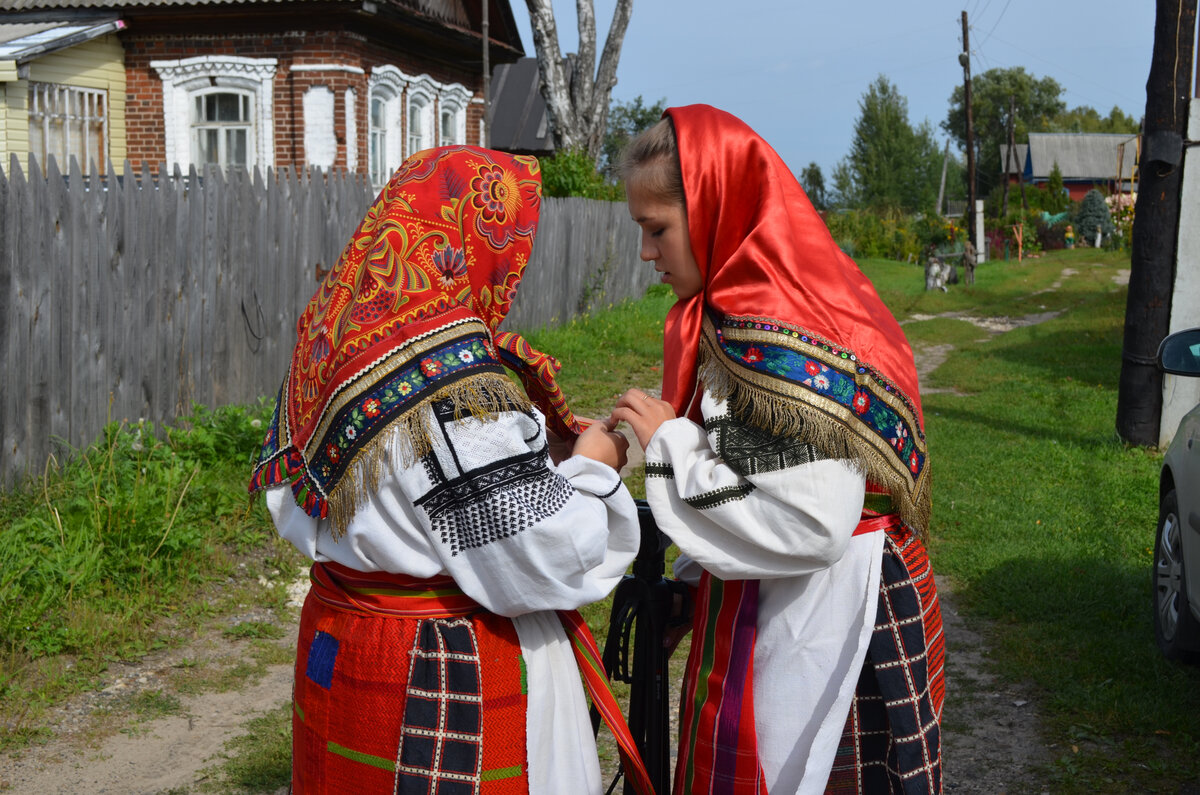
left=507, top=1, right=1161, bottom=180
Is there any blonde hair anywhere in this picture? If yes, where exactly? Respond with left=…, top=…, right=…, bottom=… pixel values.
left=618, top=118, right=685, bottom=206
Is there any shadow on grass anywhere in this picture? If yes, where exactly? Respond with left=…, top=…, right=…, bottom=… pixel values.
left=925, top=400, right=1119, bottom=451
left=957, top=552, right=1200, bottom=792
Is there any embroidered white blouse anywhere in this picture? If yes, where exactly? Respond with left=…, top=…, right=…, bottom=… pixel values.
left=644, top=391, right=883, bottom=795
left=266, top=401, right=640, bottom=794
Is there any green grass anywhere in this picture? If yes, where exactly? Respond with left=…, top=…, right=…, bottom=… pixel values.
left=862, top=249, right=1199, bottom=792
left=520, top=283, right=677, bottom=417
left=7, top=254, right=1200, bottom=792
left=196, top=702, right=293, bottom=793
left=0, top=401, right=304, bottom=748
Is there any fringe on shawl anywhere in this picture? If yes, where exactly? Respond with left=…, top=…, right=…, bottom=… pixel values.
left=326, top=372, right=529, bottom=538
left=255, top=372, right=531, bottom=541
left=697, top=336, right=932, bottom=538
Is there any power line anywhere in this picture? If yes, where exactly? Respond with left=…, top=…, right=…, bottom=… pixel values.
left=979, top=0, right=1013, bottom=47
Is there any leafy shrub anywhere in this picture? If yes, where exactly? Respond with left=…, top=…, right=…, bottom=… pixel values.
left=1037, top=220, right=1069, bottom=251
left=1105, top=194, right=1134, bottom=252
left=824, top=209, right=935, bottom=262
left=538, top=148, right=623, bottom=200
left=1074, top=188, right=1114, bottom=245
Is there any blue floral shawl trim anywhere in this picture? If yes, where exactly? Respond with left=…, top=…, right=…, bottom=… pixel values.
left=698, top=312, right=931, bottom=534
left=249, top=318, right=529, bottom=536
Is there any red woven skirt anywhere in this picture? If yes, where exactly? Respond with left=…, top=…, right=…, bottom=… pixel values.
left=291, top=562, right=529, bottom=794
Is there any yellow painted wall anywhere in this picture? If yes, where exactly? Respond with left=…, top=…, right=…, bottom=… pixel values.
left=1, top=79, right=27, bottom=168
left=0, top=32, right=127, bottom=172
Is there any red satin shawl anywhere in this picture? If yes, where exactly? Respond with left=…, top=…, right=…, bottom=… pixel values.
left=663, top=105, right=924, bottom=429
left=662, top=105, right=929, bottom=530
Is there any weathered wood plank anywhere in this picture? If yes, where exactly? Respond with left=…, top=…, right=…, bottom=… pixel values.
left=0, top=155, right=641, bottom=489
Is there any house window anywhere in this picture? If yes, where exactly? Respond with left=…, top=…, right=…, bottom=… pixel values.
left=369, top=95, right=389, bottom=185
left=438, top=84, right=470, bottom=148
left=368, top=65, right=410, bottom=188
left=193, top=91, right=251, bottom=168
left=27, top=82, right=107, bottom=174
left=408, top=94, right=430, bottom=156
left=152, top=56, right=276, bottom=171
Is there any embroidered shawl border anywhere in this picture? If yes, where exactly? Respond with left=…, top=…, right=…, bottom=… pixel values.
left=251, top=317, right=530, bottom=537
left=697, top=313, right=931, bottom=535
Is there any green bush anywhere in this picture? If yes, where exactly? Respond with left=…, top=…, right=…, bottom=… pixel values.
left=537, top=148, right=623, bottom=200
left=1074, top=188, right=1114, bottom=245
left=824, top=209, right=940, bottom=262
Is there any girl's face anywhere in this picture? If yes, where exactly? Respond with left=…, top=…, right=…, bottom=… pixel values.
left=627, top=184, right=703, bottom=301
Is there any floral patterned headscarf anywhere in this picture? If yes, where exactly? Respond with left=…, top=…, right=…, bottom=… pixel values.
left=250, top=146, right=582, bottom=536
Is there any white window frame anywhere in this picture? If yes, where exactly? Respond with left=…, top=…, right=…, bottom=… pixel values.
left=406, top=74, right=438, bottom=158
left=152, top=55, right=276, bottom=171
left=344, top=88, right=358, bottom=173
left=438, top=83, right=470, bottom=147
left=191, top=88, right=253, bottom=169
left=27, top=81, right=108, bottom=174
left=368, top=65, right=409, bottom=187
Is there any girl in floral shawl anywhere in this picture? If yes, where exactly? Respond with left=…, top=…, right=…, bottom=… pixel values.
left=251, top=146, right=653, bottom=794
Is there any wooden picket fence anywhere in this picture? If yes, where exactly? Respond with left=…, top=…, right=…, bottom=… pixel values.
left=0, top=155, right=649, bottom=490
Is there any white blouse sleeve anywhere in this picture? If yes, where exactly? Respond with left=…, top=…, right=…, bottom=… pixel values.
left=644, top=392, right=865, bottom=581
left=267, top=400, right=640, bottom=617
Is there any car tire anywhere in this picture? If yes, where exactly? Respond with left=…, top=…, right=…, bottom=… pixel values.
left=1154, top=488, right=1200, bottom=661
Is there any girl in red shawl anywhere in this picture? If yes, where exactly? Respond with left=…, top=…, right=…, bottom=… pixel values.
left=250, top=146, right=654, bottom=794
left=610, top=106, right=945, bottom=793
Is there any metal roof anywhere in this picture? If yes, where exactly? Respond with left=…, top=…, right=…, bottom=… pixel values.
left=488, top=56, right=552, bottom=155
left=1024, top=132, right=1139, bottom=181
left=0, top=0, right=524, bottom=56
left=0, top=18, right=123, bottom=60
left=0, top=0, right=464, bottom=26
left=998, top=144, right=1028, bottom=177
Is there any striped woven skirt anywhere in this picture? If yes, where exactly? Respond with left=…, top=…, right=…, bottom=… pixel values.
left=291, top=561, right=530, bottom=794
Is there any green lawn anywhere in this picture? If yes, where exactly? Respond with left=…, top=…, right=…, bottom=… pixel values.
left=4, top=251, right=1200, bottom=792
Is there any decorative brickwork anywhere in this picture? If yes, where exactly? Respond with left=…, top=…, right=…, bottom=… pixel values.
left=121, top=26, right=492, bottom=176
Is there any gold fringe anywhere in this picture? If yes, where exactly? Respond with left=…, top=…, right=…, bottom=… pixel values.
left=698, top=336, right=932, bottom=538
left=324, top=374, right=530, bottom=540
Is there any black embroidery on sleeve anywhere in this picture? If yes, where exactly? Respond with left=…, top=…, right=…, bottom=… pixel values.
left=705, top=411, right=826, bottom=477
left=417, top=400, right=575, bottom=555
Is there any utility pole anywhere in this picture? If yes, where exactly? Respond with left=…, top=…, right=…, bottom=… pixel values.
left=1116, top=0, right=1198, bottom=445
left=482, top=0, right=490, bottom=147
left=936, top=139, right=950, bottom=216
left=960, top=10, right=975, bottom=248
left=1002, top=96, right=1014, bottom=218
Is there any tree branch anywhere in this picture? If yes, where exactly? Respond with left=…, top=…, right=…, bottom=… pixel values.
left=584, top=0, right=633, bottom=158
left=526, top=0, right=579, bottom=149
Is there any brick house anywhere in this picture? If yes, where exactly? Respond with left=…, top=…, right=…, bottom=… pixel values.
left=0, top=0, right=525, bottom=186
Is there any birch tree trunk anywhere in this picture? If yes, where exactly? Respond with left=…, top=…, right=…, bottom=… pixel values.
left=525, top=0, right=633, bottom=161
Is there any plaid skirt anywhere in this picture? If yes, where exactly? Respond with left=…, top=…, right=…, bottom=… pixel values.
left=826, top=522, right=945, bottom=794
left=291, top=562, right=529, bottom=794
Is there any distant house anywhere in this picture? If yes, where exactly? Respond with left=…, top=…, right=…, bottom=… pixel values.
left=1000, top=132, right=1139, bottom=200
left=0, top=1, right=526, bottom=187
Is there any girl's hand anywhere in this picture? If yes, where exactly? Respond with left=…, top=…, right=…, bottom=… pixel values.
left=610, top=389, right=677, bottom=450
left=571, top=417, right=630, bottom=471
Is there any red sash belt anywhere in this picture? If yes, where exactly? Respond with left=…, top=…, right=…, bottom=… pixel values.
left=310, top=562, right=655, bottom=795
